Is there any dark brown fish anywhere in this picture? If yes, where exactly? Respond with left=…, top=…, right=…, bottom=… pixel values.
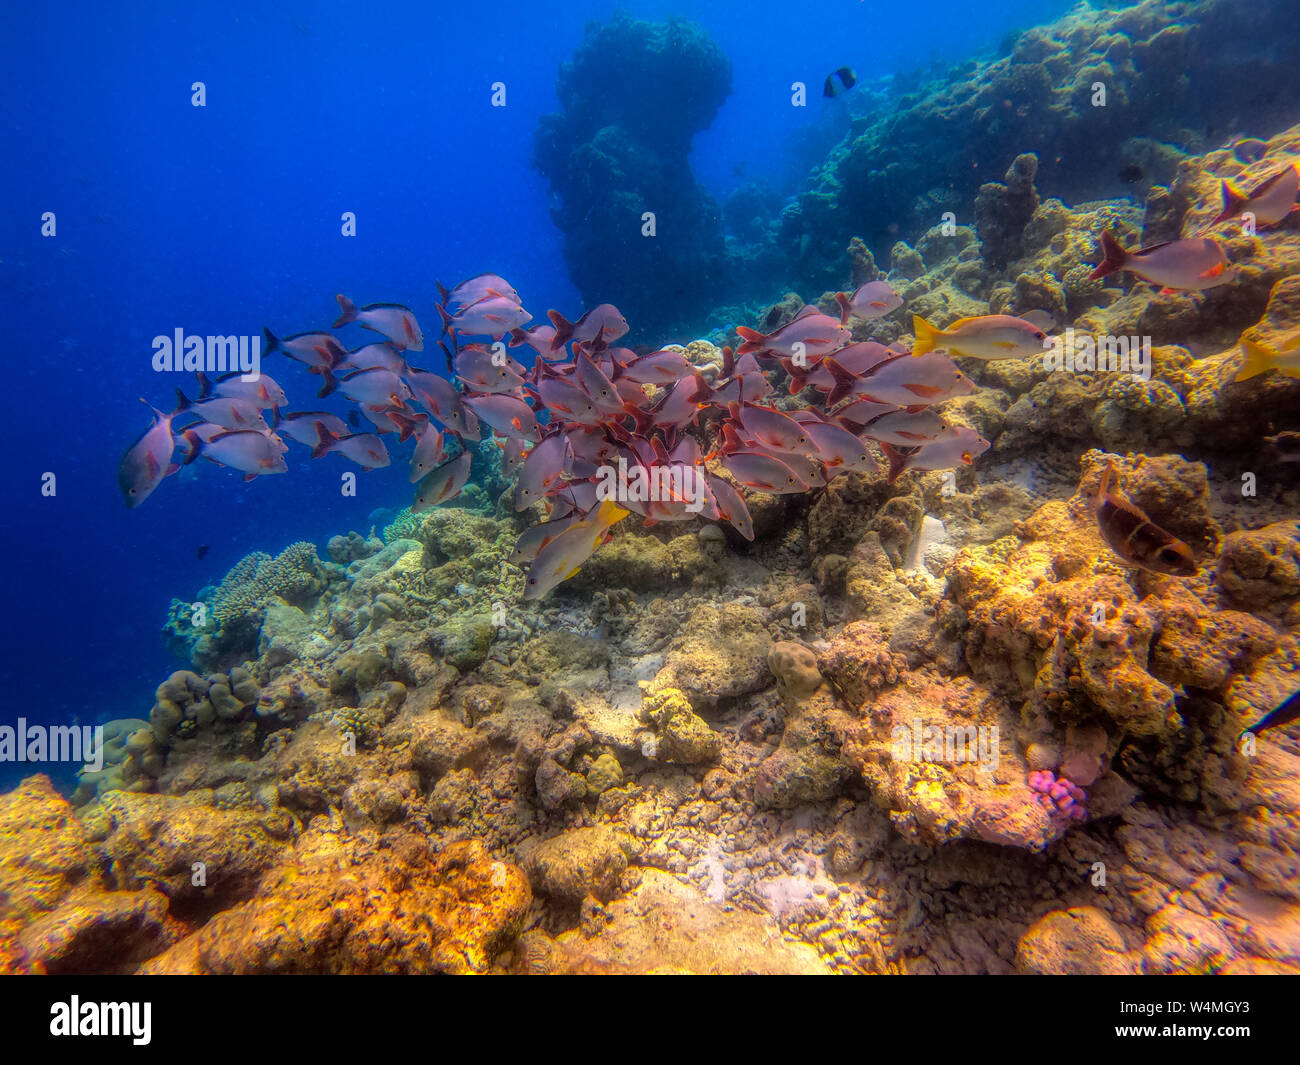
left=1094, top=462, right=1197, bottom=577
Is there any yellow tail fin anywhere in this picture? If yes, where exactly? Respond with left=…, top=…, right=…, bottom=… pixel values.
left=595, top=499, right=630, bottom=528
left=1234, top=339, right=1275, bottom=382
left=912, top=315, right=939, bottom=357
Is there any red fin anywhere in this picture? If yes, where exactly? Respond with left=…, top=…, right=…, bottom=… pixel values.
left=333, top=293, right=357, bottom=328
left=1089, top=230, right=1129, bottom=281
left=243, top=473, right=257, bottom=482
left=825, top=357, right=860, bottom=406
left=881, top=442, right=907, bottom=485
left=547, top=310, right=574, bottom=350
left=721, top=345, right=735, bottom=378
left=734, top=326, right=765, bottom=355
left=835, top=291, right=852, bottom=327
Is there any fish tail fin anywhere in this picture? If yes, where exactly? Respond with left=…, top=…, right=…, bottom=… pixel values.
left=880, top=442, right=907, bottom=485
left=782, top=357, right=808, bottom=394
left=835, top=292, right=852, bottom=327
left=508, top=328, right=527, bottom=348
left=309, top=422, right=338, bottom=459
left=436, top=280, right=451, bottom=306
left=262, top=326, right=279, bottom=355
left=174, top=388, right=192, bottom=412
left=180, top=429, right=202, bottom=465
left=317, top=369, right=337, bottom=399
left=1234, top=339, right=1275, bottom=382
left=911, top=315, right=939, bottom=357
left=825, top=358, right=859, bottom=407
left=623, top=403, right=654, bottom=434
left=547, top=310, right=574, bottom=350
left=1097, top=458, right=1114, bottom=503
left=721, top=344, right=735, bottom=379
left=437, top=303, right=453, bottom=338
left=333, top=294, right=358, bottom=329
left=1213, top=180, right=1250, bottom=226
left=734, top=326, right=764, bottom=355
left=1089, top=230, right=1129, bottom=280
left=595, top=499, right=630, bottom=527
left=195, top=371, right=213, bottom=399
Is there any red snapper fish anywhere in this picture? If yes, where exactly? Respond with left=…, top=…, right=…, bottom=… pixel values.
left=336, top=341, right=408, bottom=375
left=438, top=273, right=521, bottom=311
left=463, top=393, right=539, bottom=441
left=735, top=306, right=850, bottom=359
left=263, top=329, right=345, bottom=372
left=310, top=427, right=390, bottom=470
left=706, top=474, right=754, bottom=540
left=548, top=304, right=629, bottom=352
left=454, top=344, right=526, bottom=393
left=184, top=427, right=289, bottom=480
left=333, top=295, right=424, bottom=351
left=414, top=450, right=472, bottom=511
left=404, top=368, right=479, bottom=439
left=881, top=426, right=989, bottom=484
left=198, top=370, right=287, bottom=409
left=835, top=281, right=903, bottom=323
left=175, top=389, right=268, bottom=431
left=273, top=410, right=349, bottom=449
left=119, top=400, right=181, bottom=507
left=826, top=350, right=974, bottom=406
left=515, top=432, right=572, bottom=511
left=1089, top=231, right=1231, bottom=291
left=439, top=294, right=531, bottom=340
left=1208, top=164, right=1299, bottom=229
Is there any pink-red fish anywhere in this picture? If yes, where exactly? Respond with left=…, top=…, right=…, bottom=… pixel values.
left=859, top=408, right=955, bottom=446
left=618, top=349, right=694, bottom=386
left=454, top=344, right=526, bottom=393
left=1089, top=231, right=1231, bottom=291
left=720, top=451, right=809, bottom=494
left=186, top=427, right=289, bottom=479
left=404, top=369, right=479, bottom=439
left=548, top=304, right=629, bottom=352
left=826, top=350, right=974, bottom=406
left=438, top=273, right=521, bottom=311
left=413, top=450, right=472, bottom=510
left=310, top=427, right=391, bottom=470
left=263, top=329, right=345, bottom=372
left=175, top=389, right=268, bottom=432
left=337, top=341, right=408, bottom=375
left=272, top=409, right=349, bottom=448
left=734, top=306, right=850, bottom=359
left=835, top=281, right=903, bottom=323
left=508, top=324, right=569, bottom=361
left=331, top=367, right=413, bottom=407
left=334, top=295, right=424, bottom=351
left=1209, top=164, right=1299, bottom=229
left=119, top=400, right=181, bottom=507
left=439, top=294, right=531, bottom=340
left=881, top=427, right=990, bottom=484
left=785, top=341, right=895, bottom=394
left=515, top=433, right=572, bottom=511
left=706, top=474, right=754, bottom=540
left=463, top=393, right=539, bottom=441
left=198, top=370, right=288, bottom=409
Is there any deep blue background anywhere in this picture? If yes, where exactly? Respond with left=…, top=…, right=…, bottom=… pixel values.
left=0, top=0, right=1070, bottom=789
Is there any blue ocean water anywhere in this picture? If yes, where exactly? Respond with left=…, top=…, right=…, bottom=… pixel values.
left=0, top=0, right=1072, bottom=790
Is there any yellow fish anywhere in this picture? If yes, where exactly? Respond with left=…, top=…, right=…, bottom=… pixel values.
left=1234, top=333, right=1300, bottom=382
left=912, top=314, right=1048, bottom=361
left=522, top=499, right=629, bottom=600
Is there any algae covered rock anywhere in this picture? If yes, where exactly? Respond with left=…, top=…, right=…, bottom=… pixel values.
left=431, top=614, right=495, bottom=673
left=1015, top=907, right=1141, bottom=975
left=639, top=686, right=721, bottom=764
left=654, top=602, right=772, bottom=705
left=522, top=825, right=630, bottom=904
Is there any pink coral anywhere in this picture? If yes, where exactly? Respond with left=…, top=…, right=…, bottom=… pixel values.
left=1028, top=770, right=1087, bottom=822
